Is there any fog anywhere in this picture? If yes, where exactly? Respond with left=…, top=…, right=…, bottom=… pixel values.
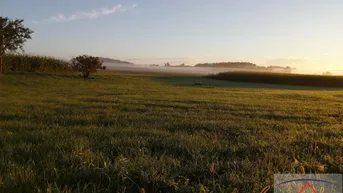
left=104, top=63, right=298, bottom=76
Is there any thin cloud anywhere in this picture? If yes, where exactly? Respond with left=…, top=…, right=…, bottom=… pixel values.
left=47, top=5, right=121, bottom=22
left=100, top=5, right=123, bottom=15
left=34, top=4, right=137, bottom=24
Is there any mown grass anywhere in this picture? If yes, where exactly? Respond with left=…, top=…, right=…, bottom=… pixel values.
left=3, top=53, right=72, bottom=73
left=209, top=71, right=343, bottom=88
left=0, top=72, right=343, bottom=193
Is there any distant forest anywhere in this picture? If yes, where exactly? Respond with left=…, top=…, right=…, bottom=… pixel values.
left=195, top=62, right=293, bottom=73
left=99, top=57, right=133, bottom=65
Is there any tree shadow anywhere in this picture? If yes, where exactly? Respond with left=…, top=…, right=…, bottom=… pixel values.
left=4, top=71, right=79, bottom=79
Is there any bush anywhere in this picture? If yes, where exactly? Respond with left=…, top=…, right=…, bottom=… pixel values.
left=3, top=53, right=72, bottom=73
left=70, top=55, right=106, bottom=79
left=322, top=71, right=332, bottom=76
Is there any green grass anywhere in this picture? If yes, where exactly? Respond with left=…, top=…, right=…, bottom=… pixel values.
left=209, top=71, right=343, bottom=88
left=1, top=72, right=343, bottom=193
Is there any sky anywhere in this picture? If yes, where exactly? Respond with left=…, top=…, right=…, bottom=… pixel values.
left=1, top=0, right=343, bottom=73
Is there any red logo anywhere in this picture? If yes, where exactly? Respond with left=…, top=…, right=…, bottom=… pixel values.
left=298, top=181, right=317, bottom=193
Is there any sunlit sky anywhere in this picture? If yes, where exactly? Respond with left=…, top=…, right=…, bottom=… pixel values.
left=1, top=0, right=343, bottom=73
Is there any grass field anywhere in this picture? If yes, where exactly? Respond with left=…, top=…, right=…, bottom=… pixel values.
left=1, top=72, right=343, bottom=193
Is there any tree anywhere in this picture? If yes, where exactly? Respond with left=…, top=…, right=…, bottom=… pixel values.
left=322, top=71, right=332, bottom=76
left=71, top=55, right=106, bottom=78
left=284, top=66, right=292, bottom=73
left=0, top=17, right=33, bottom=77
left=164, top=62, right=170, bottom=67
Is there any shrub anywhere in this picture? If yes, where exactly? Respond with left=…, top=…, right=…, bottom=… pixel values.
left=322, top=71, right=332, bottom=76
left=70, top=55, right=106, bottom=78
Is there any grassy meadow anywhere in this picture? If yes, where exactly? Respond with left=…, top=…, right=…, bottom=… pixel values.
left=1, top=72, right=343, bottom=192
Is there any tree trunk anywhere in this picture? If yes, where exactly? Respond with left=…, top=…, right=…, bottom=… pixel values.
left=0, top=33, right=3, bottom=78
left=0, top=34, right=2, bottom=78
left=0, top=55, right=3, bottom=78
left=83, top=71, right=90, bottom=79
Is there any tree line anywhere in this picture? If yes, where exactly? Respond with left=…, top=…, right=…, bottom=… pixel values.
left=0, top=16, right=105, bottom=79
left=195, top=62, right=293, bottom=73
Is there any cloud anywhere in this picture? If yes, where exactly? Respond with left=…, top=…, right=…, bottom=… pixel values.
left=100, top=5, right=123, bottom=15
left=34, top=4, right=137, bottom=24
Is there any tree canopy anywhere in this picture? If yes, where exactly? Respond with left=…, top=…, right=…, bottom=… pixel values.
left=71, top=55, right=106, bottom=78
left=0, top=16, right=33, bottom=76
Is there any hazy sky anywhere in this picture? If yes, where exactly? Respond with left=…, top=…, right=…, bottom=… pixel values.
left=1, top=0, right=343, bottom=73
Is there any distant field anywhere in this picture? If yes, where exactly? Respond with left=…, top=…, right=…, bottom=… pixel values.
left=104, top=64, right=275, bottom=76
left=209, top=71, right=343, bottom=88
left=1, top=72, right=343, bottom=193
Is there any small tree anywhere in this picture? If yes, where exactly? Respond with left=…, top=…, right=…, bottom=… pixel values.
left=322, top=71, right=332, bottom=76
left=71, top=55, right=106, bottom=78
left=0, top=16, right=34, bottom=77
left=164, top=62, right=170, bottom=67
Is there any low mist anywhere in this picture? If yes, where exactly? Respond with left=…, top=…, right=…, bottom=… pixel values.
left=105, top=63, right=252, bottom=75
left=105, top=63, right=297, bottom=76
left=104, top=62, right=343, bottom=76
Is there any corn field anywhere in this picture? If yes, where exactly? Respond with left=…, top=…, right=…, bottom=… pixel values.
left=3, top=53, right=72, bottom=73
left=209, top=71, right=343, bottom=88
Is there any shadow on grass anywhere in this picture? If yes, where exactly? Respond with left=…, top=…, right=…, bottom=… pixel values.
left=153, top=76, right=343, bottom=91
left=2, top=72, right=118, bottom=82
left=4, top=71, right=79, bottom=78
